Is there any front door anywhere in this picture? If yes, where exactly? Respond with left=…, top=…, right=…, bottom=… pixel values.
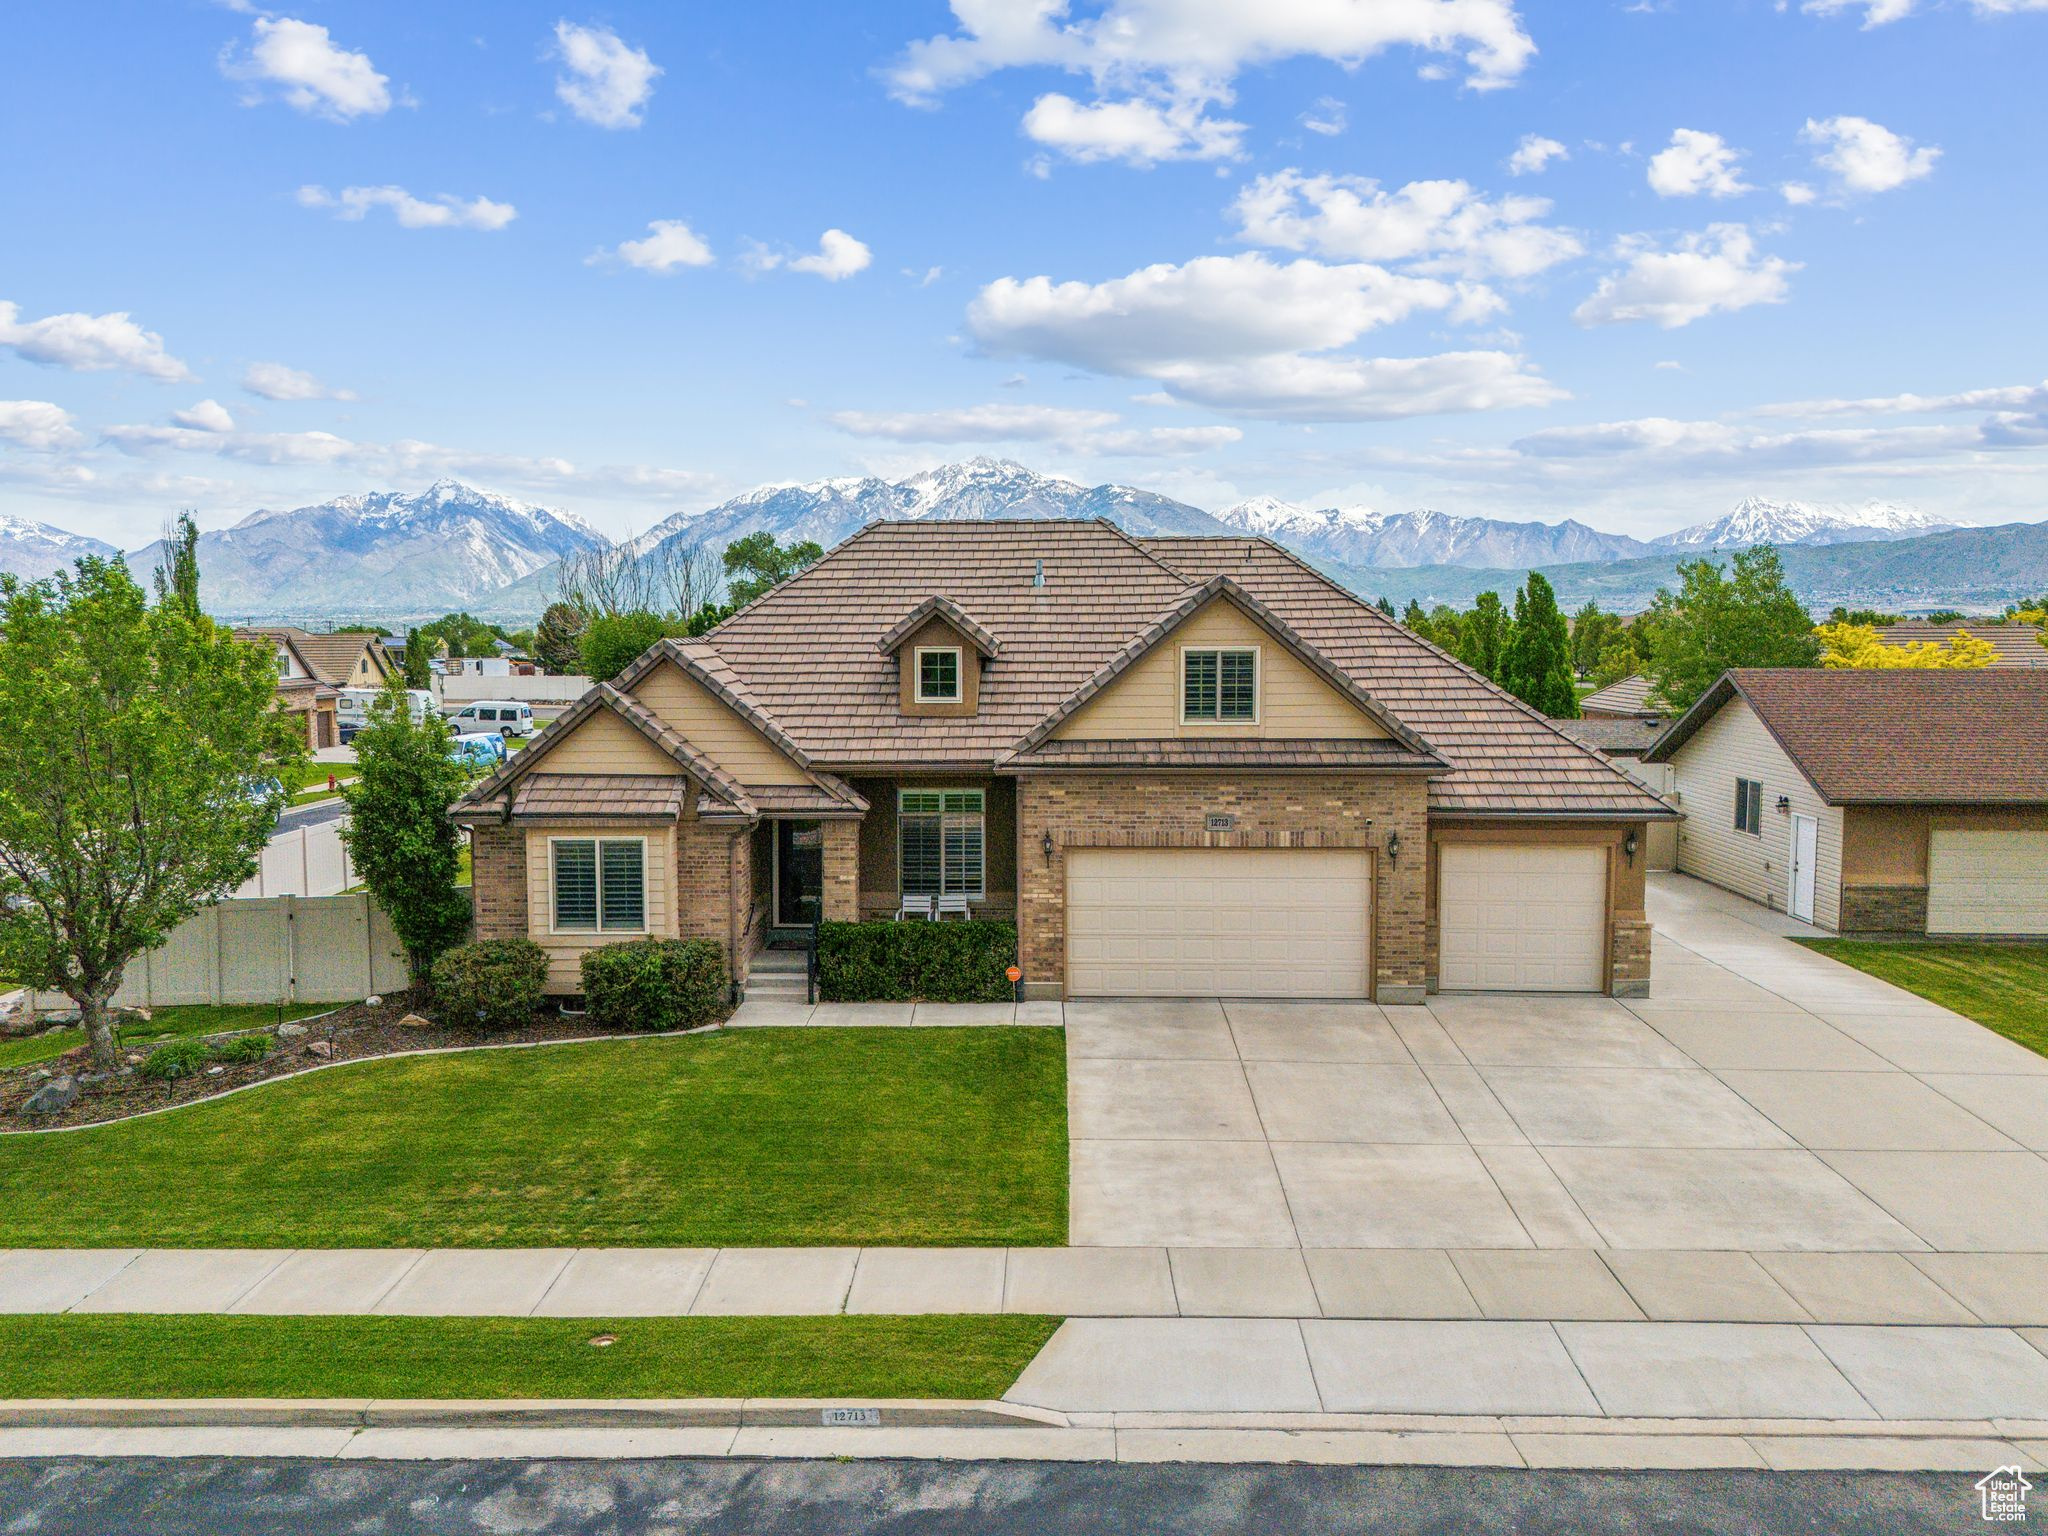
left=1789, top=813, right=1818, bottom=923
left=774, top=820, right=823, bottom=927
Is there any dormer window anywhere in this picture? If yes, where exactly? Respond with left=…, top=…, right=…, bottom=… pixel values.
left=1183, top=647, right=1258, bottom=723
left=916, top=646, right=962, bottom=703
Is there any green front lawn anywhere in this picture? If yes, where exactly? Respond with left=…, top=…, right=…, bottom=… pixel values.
left=0, top=1001, right=332, bottom=1072
left=0, top=1314, right=1059, bottom=1401
left=1797, top=939, right=2048, bottom=1057
left=0, top=1028, right=1067, bottom=1248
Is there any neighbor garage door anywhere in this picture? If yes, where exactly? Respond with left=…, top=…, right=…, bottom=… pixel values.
left=1438, top=844, right=1608, bottom=993
left=1928, top=828, right=2048, bottom=935
left=1065, top=847, right=1371, bottom=999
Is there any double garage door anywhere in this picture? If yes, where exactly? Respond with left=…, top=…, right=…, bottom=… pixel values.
left=1064, top=842, right=1614, bottom=998
left=1929, top=829, right=2048, bottom=935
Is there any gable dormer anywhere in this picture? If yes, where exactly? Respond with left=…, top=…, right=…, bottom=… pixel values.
left=877, top=596, right=1001, bottom=718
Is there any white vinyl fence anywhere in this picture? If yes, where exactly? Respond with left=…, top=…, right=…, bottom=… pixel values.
left=32, top=894, right=419, bottom=1011
left=236, top=819, right=354, bottom=898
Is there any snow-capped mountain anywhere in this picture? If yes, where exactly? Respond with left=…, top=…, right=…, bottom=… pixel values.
left=1655, top=497, right=1958, bottom=550
left=0, top=513, right=118, bottom=580
left=125, top=479, right=610, bottom=618
left=1214, top=498, right=1653, bottom=569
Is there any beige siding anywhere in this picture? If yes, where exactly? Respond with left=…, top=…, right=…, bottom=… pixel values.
left=629, top=659, right=811, bottom=785
left=536, top=709, right=681, bottom=776
left=1612, top=759, right=1679, bottom=871
left=1054, top=599, right=1388, bottom=741
left=525, top=824, right=676, bottom=990
left=1668, top=696, right=1844, bottom=929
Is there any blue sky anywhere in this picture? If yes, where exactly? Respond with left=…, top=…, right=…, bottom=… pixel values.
left=3, top=0, right=2045, bottom=547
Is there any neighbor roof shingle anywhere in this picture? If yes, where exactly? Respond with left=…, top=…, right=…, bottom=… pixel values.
left=1579, top=674, right=1661, bottom=717
left=1875, top=620, right=2048, bottom=669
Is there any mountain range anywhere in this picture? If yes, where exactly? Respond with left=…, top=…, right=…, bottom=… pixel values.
left=0, top=459, right=2033, bottom=619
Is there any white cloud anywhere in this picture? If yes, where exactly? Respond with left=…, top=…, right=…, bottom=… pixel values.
left=171, top=399, right=236, bottom=433
left=1506, top=134, right=1567, bottom=175
left=827, top=401, right=1241, bottom=456
left=1801, top=0, right=1918, bottom=25
left=755, top=229, right=873, bottom=281
left=1230, top=169, right=1582, bottom=280
left=222, top=16, right=393, bottom=121
left=598, top=219, right=715, bottom=273
left=0, top=299, right=192, bottom=382
left=1300, top=96, right=1347, bottom=136
left=1647, top=129, right=1753, bottom=198
left=1022, top=92, right=1244, bottom=165
left=298, top=184, right=517, bottom=231
left=550, top=21, right=661, bottom=129
left=1801, top=115, right=1939, bottom=194
left=242, top=362, right=355, bottom=401
left=1573, top=225, right=1797, bottom=329
left=1751, top=379, right=2048, bottom=417
left=0, top=401, right=83, bottom=452
left=967, top=252, right=1561, bottom=420
left=1780, top=181, right=1817, bottom=205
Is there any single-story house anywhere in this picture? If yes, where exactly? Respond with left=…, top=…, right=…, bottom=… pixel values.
left=453, top=521, right=1673, bottom=1001
left=235, top=627, right=339, bottom=749
left=1644, top=668, right=2048, bottom=936
left=1874, top=619, right=2048, bottom=668
left=1579, top=674, right=1662, bottom=720
left=245, top=626, right=396, bottom=690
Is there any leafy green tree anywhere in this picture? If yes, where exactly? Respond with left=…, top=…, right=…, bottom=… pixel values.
left=152, top=510, right=202, bottom=617
left=400, top=627, right=433, bottom=689
left=722, top=533, right=824, bottom=608
left=1827, top=606, right=1899, bottom=628
left=683, top=601, right=730, bottom=636
left=1643, top=545, right=1819, bottom=710
left=0, top=558, right=303, bottom=1066
left=1501, top=572, right=1580, bottom=717
left=532, top=601, right=586, bottom=674
left=1456, top=591, right=1509, bottom=681
left=1570, top=600, right=1630, bottom=678
left=341, top=681, right=471, bottom=982
left=580, top=609, right=678, bottom=682
left=413, top=611, right=510, bottom=660
left=1590, top=638, right=1639, bottom=690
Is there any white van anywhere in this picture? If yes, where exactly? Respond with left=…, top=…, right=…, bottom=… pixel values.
left=446, top=700, right=536, bottom=738
left=337, top=687, right=436, bottom=739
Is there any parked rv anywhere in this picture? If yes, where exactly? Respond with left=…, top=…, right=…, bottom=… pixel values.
left=336, top=687, right=436, bottom=740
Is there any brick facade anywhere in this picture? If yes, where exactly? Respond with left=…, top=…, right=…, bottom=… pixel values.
left=1840, top=883, right=1929, bottom=937
left=1015, top=772, right=1431, bottom=1003
left=822, top=820, right=860, bottom=921
left=1610, top=916, right=1653, bottom=999
left=469, top=822, right=527, bottom=942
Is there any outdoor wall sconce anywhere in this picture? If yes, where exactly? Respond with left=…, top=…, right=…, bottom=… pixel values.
left=1041, top=829, right=1055, bottom=863
left=1384, top=829, right=1401, bottom=867
left=1776, top=795, right=1792, bottom=813
left=1623, top=831, right=1638, bottom=868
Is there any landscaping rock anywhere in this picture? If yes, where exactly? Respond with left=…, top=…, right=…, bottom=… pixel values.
left=276, top=1022, right=309, bottom=1039
left=305, top=1040, right=334, bottom=1060
left=24, top=1075, right=78, bottom=1115
left=397, top=1013, right=432, bottom=1030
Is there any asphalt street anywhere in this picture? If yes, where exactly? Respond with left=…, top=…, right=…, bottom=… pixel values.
left=0, top=1459, right=1993, bottom=1535
left=277, top=795, right=350, bottom=834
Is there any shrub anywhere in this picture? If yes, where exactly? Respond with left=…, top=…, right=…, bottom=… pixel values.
left=138, top=1038, right=212, bottom=1080
left=212, top=1034, right=272, bottom=1065
left=816, top=920, right=1016, bottom=1003
left=581, top=938, right=728, bottom=1033
left=429, top=938, right=550, bottom=1032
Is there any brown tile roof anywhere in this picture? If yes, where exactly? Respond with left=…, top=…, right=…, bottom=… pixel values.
left=662, top=521, right=1670, bottom=818
left=1645, top=668, right=2048, bottom=804
left=748, top=776, right=870, bottom=817
left=1555, top=715, right=1668, bottom=757
left=1875, top=620, right=2048, bottom=669
left=1000, top=738, right=1446, bottom=772
left=243, top=626, right=387, bottom=687
left=1579, top=674, right=1661, bottom=717
left=876, top=595, right=1003, bottom=657
left=510, top=774, right=690, bottom=820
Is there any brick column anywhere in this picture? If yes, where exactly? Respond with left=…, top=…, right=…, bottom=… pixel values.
left=822, top=820, right=860, bottom=921
left=469, top=823, right=527, bottom=941
left=1610, top=917, right=1652, bottom=998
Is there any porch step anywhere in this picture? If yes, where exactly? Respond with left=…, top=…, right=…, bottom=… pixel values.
left=750, top=949, right=808, bottom=976
left=746, top=974, right=811, bottom=1002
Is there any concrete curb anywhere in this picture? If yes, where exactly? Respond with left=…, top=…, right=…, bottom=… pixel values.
left=0, top=1398, right=1064, bottom=1430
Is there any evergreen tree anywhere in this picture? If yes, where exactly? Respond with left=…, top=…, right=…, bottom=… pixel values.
left=151, top=511, right=202, bottom=618
left=532, top=602, right=586, bottom=675
left=401, top=627, right=433, bottom=689
left=1456, top=591, right=1508, bottom=680
left=1374, top=595, right=1395, bottom=617
left=1501, top=572, right=1580, bottom=717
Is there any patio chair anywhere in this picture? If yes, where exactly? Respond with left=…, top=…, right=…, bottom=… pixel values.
left=895, top=894, right=935, bottom=921
left=934, top=893, right=972, bottom=920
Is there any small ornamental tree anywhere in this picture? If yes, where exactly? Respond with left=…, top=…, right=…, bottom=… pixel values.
left=532, top=601, right=586, bottom=674
left=1501, top=572, right=1580, bottom=718
left=341, top=680, right=471, bottom=982
left=580, top=609, right=677, bottom=682
left=1816, top=622, right=1996, bottom=669
left=0, top=558, right=303, bottom=1067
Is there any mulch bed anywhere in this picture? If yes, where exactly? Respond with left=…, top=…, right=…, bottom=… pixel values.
left=0, top=995, right=690, bottom=1132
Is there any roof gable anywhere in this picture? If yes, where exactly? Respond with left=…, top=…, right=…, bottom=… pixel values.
left=876, top=595, right=1002, bottom=658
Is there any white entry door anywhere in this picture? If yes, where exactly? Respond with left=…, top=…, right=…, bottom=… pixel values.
left=1065, top=847, right=1371, bottom=998
left=1789, top=814, right=1819, bottom=924
left=1438, top=844, right=1608, bottom=993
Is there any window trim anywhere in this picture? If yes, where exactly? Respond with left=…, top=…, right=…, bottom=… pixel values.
left=1179, top=644, right=1261, bottom=725
left=1734, top=777, right=1764, bottom=837
left=897, top=787, right=986, bottom=901
left=913, top=645, right=964, bottom=704
left=548, top=834, right=650, bottom=935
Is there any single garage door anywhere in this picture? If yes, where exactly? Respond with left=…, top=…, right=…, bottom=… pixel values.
left=1928, top=828, right=2048, bottom=935
left=1066, top=847, right=1371, bottom=998
left=1438, top=844, right=1608, bottom=993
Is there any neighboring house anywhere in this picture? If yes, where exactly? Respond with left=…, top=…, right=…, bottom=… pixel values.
left=1579, top=674, right=1661, bottom=719
left=1644, top=669, right=2048, bottom=935
left=234, top=627, right=339, bottom=750
left=1561, top=676, right=1677, bottom=872
left=246, top=627, right=396, bottom=689
left=454, top=522, right=1672, bottom=1001
left=1874, top=619, right=2048, bottom=669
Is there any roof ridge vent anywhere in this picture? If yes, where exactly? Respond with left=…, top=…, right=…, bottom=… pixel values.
left=1033, top=559, right=1044, bottom=588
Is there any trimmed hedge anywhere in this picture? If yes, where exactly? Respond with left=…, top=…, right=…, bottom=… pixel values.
left=816, top=920, right=1016, bottom=1004
left=582, top=937, right=728, bottom=1033
left=430, top=939, right=550, bottom=1032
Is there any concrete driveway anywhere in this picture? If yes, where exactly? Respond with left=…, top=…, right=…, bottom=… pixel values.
left=1069, top=872, right=2048, bottom=1258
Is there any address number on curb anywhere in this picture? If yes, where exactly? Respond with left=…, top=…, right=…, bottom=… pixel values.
left=821, top=1407, right=883, bottom=1427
